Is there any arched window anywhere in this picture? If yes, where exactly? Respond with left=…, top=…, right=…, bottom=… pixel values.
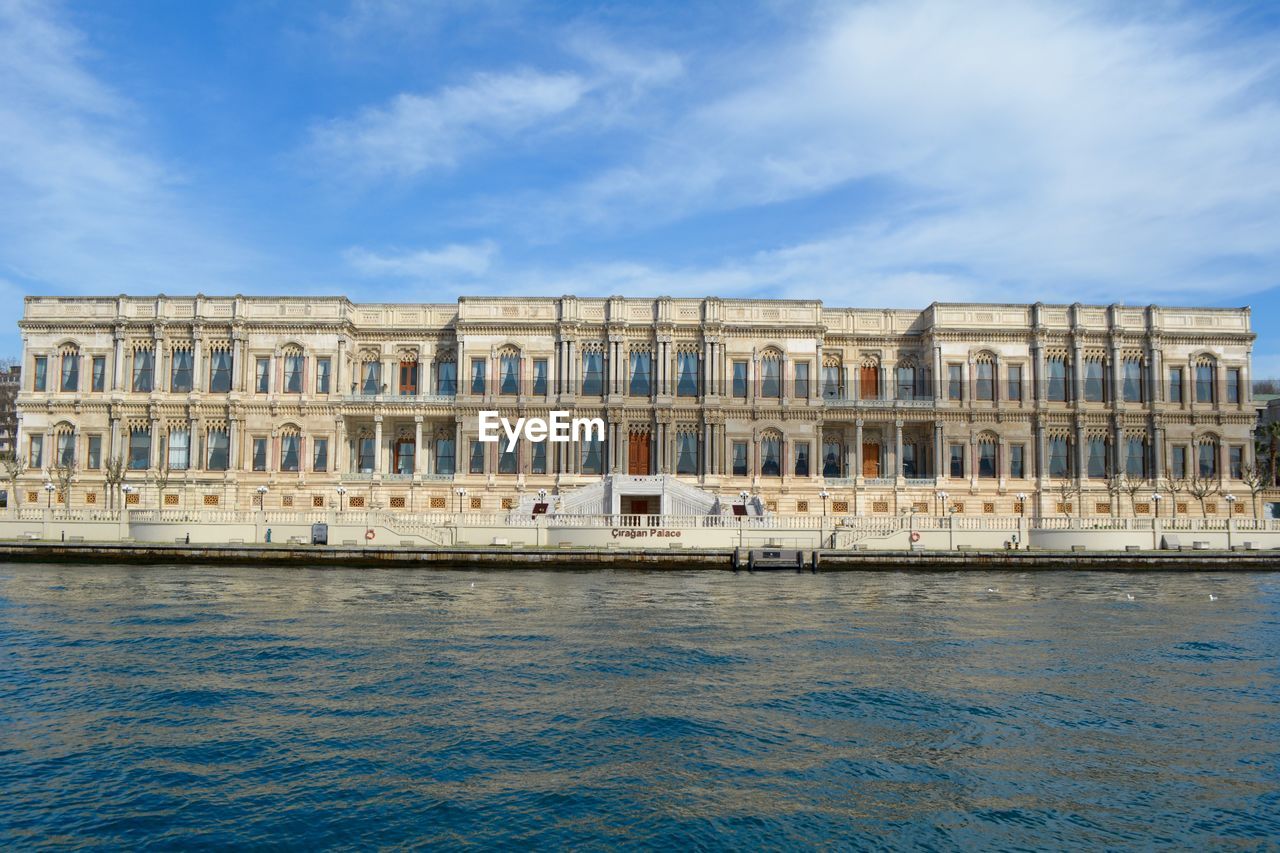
left=1048, top=431, right=1073, bottom=478
left=166, top=423, right=190, bottom=470
left=822, top=355, right=844, bottom=400
left=629, top=348, right=653, bottom=397
left=435, top=352, right=457, bottom=396
left=974, top=354, right=995, bottom=401
left=977, top=433, right=998, bottom=478
left=675, top=427, right=699, bottom=475
left=760, top=430, right=783, bottom=477
left=393, top=429, right=415, bottom=475
left=822, top=437, right=842, bottom=478
left=171, top=344, right=195, bottom=393
left=280, top=427, right=302, bottom=472
left=498, top=346, right=520, bottom=396
left=1196, top=435, right=1219, bottom=478
left=896, top=359, right=917, bottom=400
left=859, top=357, right=880, bottom=400
left=759, top=350, right=782, bottom=398
left=398, top=348, right=420, bottom=396
left=1194, top=356, right=1216, bottom=404
left=1083, top=354, right=1107, bottom=403
left=1086, top=433, right=1110, bottom=479
left=359, top=349, right=381, bottom=395
left=59, top=345, right=80, bottom=392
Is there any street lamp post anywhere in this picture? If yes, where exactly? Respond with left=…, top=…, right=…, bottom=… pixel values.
left=121, top=483, right=134, bottom=511
left=336, top=486, right=347, bottom=514
left=255, top=485, right=268, bottom=509
left=455, top=487, right=467, bottom=515
left=738, top=490, right=750, bottom=550
left=1151, top=492, right=1162, bottom=518
left=947, top=504, right=959, bottom=551
left=1225, top=494, right=1237, bottom=549
left=818, top=489, right=830, bottom=549
left=1015, top=491, right=1028, bottom=549
left=937, top=490, right=948, bottom=520
left=43, top=480, right=55, bottom=509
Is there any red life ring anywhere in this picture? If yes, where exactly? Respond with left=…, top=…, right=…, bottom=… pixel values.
left=910, top=531, right=921, bottom=543
left=365, top=529, right=375, bottom=541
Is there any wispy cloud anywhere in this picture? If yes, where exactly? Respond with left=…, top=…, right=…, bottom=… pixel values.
left=344, top=241, right=498, bottom=278
left=309, top=70, right=590, bottom=179
left=0, top=0, right=253, bottom=306
left=543, top=0, right=1280, bottom=304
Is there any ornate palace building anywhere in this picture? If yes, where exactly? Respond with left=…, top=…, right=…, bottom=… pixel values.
left=14, top=295, right=1257, bottom=518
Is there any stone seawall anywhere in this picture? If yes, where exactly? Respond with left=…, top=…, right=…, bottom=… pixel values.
left=2, top=541, right=1278, bottom=570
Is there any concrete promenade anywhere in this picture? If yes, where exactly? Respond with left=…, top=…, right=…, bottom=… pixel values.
left=1, top=540, right=1277, bottom=571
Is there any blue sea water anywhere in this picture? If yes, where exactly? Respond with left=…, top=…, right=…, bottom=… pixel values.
left=1, top=564, right=1277, bottom=850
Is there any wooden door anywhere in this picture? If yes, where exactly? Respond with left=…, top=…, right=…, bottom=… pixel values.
left=860, top=365, right=879, bottom=400
left=628, top=432, right=651, bottom=475
left=862, top=443, right=880, bottom=477
left=630, top=498, right=650, bottom=516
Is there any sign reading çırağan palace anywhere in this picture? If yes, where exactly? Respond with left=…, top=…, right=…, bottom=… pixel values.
left=14, top=295, right=1255, bottom=519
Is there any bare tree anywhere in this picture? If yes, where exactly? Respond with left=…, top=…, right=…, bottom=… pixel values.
left=154, top=463, right=173, bottom=511
left=0, top=452, right=26, bottom=512
left=1105, top=475, right=1124, bottom=517
left=1163, top=476, right=1186, bottom=521
left=52, top=459, right=76, bottom=515
left=1185, top=470, right=1219, bottom=518
left=103, top=455, right=126, bottom=511
left=1055, top=480, right=1080, bottom=519
left=1121, top=475, right=1148, bottom=518
left=1239, top=460, right=1270, bottom=519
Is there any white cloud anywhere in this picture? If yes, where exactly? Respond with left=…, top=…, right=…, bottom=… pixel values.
left=545, top=0, right=1280, bottom=303
left=0, top=0, right=255, bottom=325
left=344, top=241, right=498, bottom=277
left=309, top=70, right=589, bottom=179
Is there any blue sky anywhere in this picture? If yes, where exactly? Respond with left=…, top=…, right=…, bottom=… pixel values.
left=2, top=0, right=1279, bottom=371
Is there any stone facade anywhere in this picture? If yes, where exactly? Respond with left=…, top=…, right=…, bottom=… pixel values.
left=15, top=295, right=1257, bottom=517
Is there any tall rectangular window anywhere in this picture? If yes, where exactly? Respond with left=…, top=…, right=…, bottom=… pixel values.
left=252, top=437, right=268, bottom=472
left=1170, top=445, right=1187, bottom=479
left=823, top=441, right=841, bottom=477
left=1195, top=364, right=1214, bottom=403
left=677, top=352, right=699, bottom=397
left=498, top=443, right=517, bottom=475
left=315, top=357, right=331, bottom=393
left=1047, top=357, right=1067, bottom=402
left=86, top=435, right=102, bottom=470
left=313, top=438, right=328, bottom=472
left=1123, top=360, right=1143, bottom=402
left=795, top=362, right=810, bottom=399
left=394, top=438, right=414, bottom=475
left=732, top=441, right=748, bottom=476
left=91, top=356, right=106, bottom=392
left=761, top=438, right=781, bottom=476
left=56, top=433, right=74, bottom=466
left=1087, top=438, right=1107, bottom=478
left=531, top=441, right=547, bottom=474
left=582, top=352, right=603, bottom=396
left=1009, top=444, right=1025, bottom=479
left=794, top=441, right=810, bottom=477
left=33, top=356, right=47, bottom=392
left=1126, top=438, right=1147, bottom=478
left=435, top=438, right=455, bottom=476
left=760, top=359, right=780, bottom=398
left=358, top=437, right=375, bottom=473
left=1084, top=360, right=1105, bottom=402
left=60, top=352, right=79, bottom=392
left=469, top=440, right=484, bottom=474
left=469, top=359, right=486, bottom=395
left=1198, top=443, right=1216, bottom=477
left=949, top=443, right=964, bottom=478
left=255, top=357, right=270, bottom=394
left=1229, top=446, right=1243, bottom=479
left=902, top=443, right=916, bottom=478
left=1007, top=365, right=1023, bottom=401
left=978, top=443, right=996, bottom=478
left=532, top=359, right=548, bottom=396
left=436, top=361, right=457, bottom=396
left=167, top=429, right=189, bottom=470
left=207, top=430, right=229, bottom=471
left=629, top=352, right=651, bottom=397
left=132, top=350, right=153, bottom=393
left=947, top=364, right=963, bottom=401
left=129, top=428, right=150, bottom=470
left=280, top=435, right=300, bottom=472
left=732, top=361, right=748, bottom=398
left=678, top=433, right=699, bottom=475
left=1226, top=368, right=1240, bottom=404
left=29, top=435, right=43, bottom=468
left=362, top=361, right=381, bottom=395
left=822, top=365, right=841, bottom=400
left=209, top=350, right=232, bottom=393
left=171, top=349, right=193, bottom=393
left=400, top=361, right=420, bottom=395
left=580, top=438, right=603, bottom=474
left=499, top=355, right=518, bottom=395
left=283, top=354, right=303, bottom=393
left=895, top=365, right=914, bottom=400
left=1049, top=437, right=1069, bottom=478
left=1169, top=367, right=1184, bottom=404
left=975, top=362, right=993, bottom=401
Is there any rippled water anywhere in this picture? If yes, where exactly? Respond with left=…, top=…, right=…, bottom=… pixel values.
left=1, top=564, right=1278, bottom=849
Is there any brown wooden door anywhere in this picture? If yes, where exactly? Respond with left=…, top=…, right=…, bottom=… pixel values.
left=862, top=443, right=880, bottom=477
left=628, top=432, right=651, bottom=475
left=860, top=365, right=878, bottom=399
